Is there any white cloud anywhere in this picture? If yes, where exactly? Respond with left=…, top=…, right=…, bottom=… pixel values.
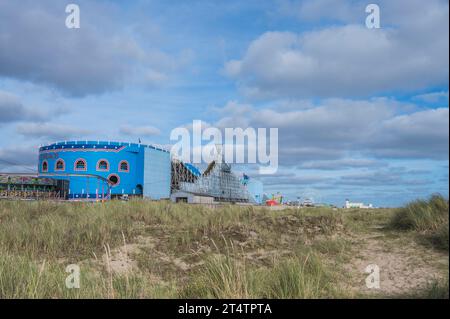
left=413, top=91, right=449, bottom=104
left=0, top=145, right=38, bottom=172
left=16, top=123, right=92, bottom=140
left=225, top=1, right=448, bottom=98
left=119, top=124, right=161, bottom=137
left=0, top=90, right=48, bottom=124
left=0, top=0, right=188, bottom=96
left=211, top=99, right=449, bottom=164
left=299, top=158, right=387, bottom=170
left=369, top=107, right=449, bottom=159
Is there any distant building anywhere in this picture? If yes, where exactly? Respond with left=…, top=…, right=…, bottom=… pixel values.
left=0, top=173, right=69, bottom=200
left=170, top=191, right=214, bottom=204
left=38, top=141, right=171, bottom=200
left=35, top=141, right=264, bottom=203
left=345, top=199, right=373, bottom=209
left=171, top=149, right=263, bottom=204
left=302, top=198, right=314, bottom=207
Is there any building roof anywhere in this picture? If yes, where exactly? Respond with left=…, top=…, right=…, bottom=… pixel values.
left=183, top=162, right=201, bottom=177
left=39, top=140, right=170, bottom=153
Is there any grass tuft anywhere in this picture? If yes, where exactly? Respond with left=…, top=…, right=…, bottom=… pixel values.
left=390, top=194, right=448, bottom=232
left=389, top=194, right=449, bottom=250
left=263, top=254, right=331, bottom=299
left=415, top=277, right=449, bottom=299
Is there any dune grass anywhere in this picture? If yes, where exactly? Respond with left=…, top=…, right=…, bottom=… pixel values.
left=419, top=277, right=449, bottom=299
left=0, top=200, right=348, bottom=298
left=390, top=194, right=448, bottom=231
left=0, top=200, right=138, bottom=259
left=263, top=254, right=332, bottom=298
left=0, top=198, right=447, bottom=298
left=400, top=277, right=450, bottom=299
left=180, top=237, right=344, bottom=299
left=0, top=249, right=169, bottom=299
left=389, top=194, right=449, bottom=250
left=181, top=251, right=254, bottom=298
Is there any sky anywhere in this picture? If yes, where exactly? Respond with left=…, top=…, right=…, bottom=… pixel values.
left=0, top=0, right=448, bottom=207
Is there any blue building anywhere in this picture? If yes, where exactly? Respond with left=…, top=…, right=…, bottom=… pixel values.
left=38, top=141, right=171, bottom=200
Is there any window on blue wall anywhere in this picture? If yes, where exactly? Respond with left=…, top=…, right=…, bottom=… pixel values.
left=42, top=161, right=48, bottom=172
left=55, top=159, right=65, bottom=171
left=74, top=159, right=87, bottom=171
left=119, top=160, right=129, bottom=172
left=108, top=174, right=120, bottom=186
left=97, top=160, right=109, bottom=171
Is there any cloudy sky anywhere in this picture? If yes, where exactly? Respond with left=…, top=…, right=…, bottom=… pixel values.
left=0, top=0, right=448, bottom=206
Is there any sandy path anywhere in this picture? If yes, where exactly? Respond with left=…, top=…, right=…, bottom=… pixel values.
left=344, top=229, right=448, bottom=297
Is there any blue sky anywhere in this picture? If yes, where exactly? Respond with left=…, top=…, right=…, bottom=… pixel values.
left=0, top=0, right=448, bottom=207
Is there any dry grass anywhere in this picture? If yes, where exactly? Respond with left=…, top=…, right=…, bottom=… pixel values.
left=0, top=198, right=447, bottom=298
left=389, top=194, right=449, bottom=250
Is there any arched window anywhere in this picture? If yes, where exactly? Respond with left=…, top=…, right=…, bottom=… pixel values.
left=97, top=159, right=109, bottom=171
left=55, top=159, right=65, bottom=171
left=42, top=160, right=48, bottom=172
left=74, top=158, right=87, bottom=171
left=108, top=174, right=120, bottom=187
left=119, top=160, right=129, bottom=172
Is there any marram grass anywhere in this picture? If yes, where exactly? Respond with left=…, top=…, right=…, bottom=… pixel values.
left=0, top=197, right=447, bottom=298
